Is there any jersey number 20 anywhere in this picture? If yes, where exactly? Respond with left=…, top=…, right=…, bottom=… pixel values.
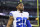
left=16, top=17, right=27, bottom=27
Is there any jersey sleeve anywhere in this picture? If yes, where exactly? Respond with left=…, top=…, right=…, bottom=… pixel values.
left=27, top=13, right=29, bottom=18
left=9, top=12, right=13, bottom=16
left=9, top=11, right=13, bottom=16
left=26, top=12, right=29, bottom=19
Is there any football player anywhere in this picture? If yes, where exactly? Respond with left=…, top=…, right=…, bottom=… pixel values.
left=7, top=2, right=32, bottom=27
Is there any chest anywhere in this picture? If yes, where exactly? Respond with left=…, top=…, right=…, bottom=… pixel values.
left=13, top=12, right=28, bottom=26
left=13, top=12, right=27, bottom=17
left=12, top=12, right=28, bottom=21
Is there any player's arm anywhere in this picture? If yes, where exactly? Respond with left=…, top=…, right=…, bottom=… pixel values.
left=26, top=18, right=32, bottom=27
left=26, top=13, right=32, bottom=27
left=7, top=13, right=14, bottom=27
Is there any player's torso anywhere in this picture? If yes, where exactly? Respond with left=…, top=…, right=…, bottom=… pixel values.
left=12, top=11, right=28, bottom=27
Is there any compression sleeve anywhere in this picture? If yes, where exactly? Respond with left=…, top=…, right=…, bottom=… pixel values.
left=26, top=20, right=32, bottom=27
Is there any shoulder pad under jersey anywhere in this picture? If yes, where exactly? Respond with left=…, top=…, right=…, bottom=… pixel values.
left=23, top=12, right=29, bottom=14
left=23, top=12, right=29, bottom=19
left=10, top=11, right=15, bottom=13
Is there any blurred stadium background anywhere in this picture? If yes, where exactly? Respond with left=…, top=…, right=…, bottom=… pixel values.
left=0, top=0, right=39, bottom=27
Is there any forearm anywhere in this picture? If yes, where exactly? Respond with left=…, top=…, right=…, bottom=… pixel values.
left=7, top=17, right=13, bottom=27
left=6, top=20, right=11, bottom=27
left=7, top=24, right=10, bottom=27
left=26, top=20, right=32, bottom=27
